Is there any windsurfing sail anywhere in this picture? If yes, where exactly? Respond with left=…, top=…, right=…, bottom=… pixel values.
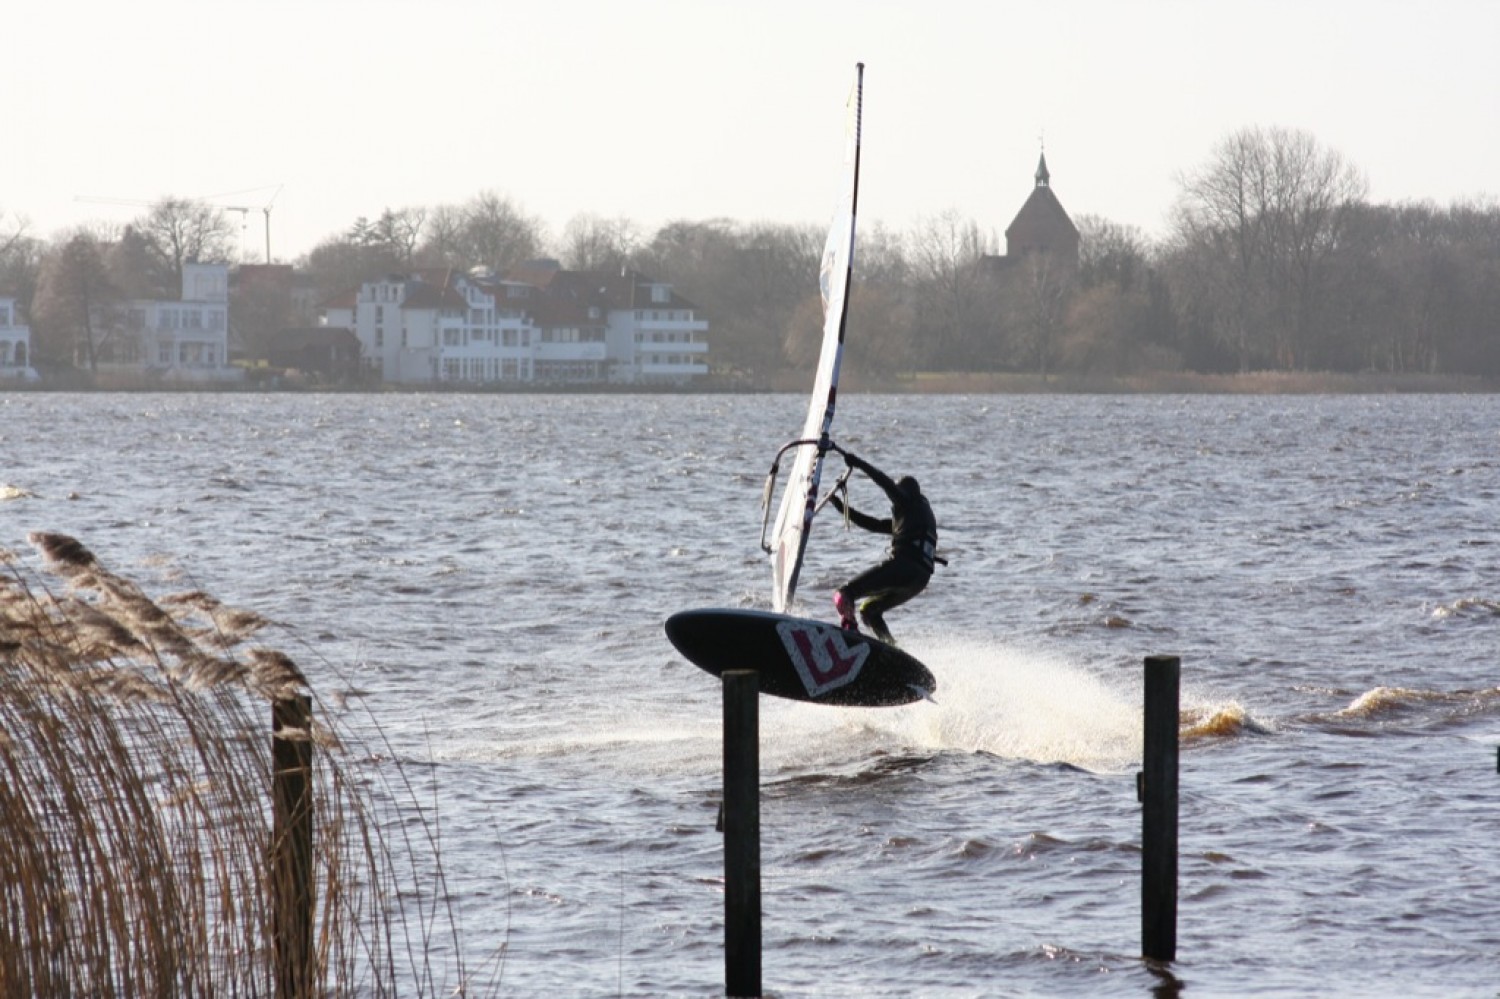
left=762, top=62, right=864, bottom=613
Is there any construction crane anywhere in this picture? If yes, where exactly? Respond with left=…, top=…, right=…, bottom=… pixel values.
left=74, top=185, right=283, bottom=263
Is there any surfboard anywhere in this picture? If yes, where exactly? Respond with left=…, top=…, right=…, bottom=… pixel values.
left=761, top=63, right=864, bottom=613
left=665, top=607, right=935, bottom=707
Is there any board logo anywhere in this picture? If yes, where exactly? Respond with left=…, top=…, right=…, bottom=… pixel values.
left=775, top=619, right=870, bottom=697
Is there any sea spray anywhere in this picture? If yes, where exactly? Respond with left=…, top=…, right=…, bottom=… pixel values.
left=761, top=634, right=1141, bottom=772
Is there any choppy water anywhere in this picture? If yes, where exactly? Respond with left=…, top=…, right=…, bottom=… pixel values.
left=4, top=391, right=1499, bottom=997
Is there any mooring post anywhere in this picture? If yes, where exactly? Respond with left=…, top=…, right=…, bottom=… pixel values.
left=272, top=693, right=315, bottom=999
left=1141, top=655, right=1180, bottom=963
left=722, top=670, right=761, bottom=998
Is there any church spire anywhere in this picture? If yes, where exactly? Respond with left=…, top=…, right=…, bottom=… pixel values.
left=1035, top=150, right=1051, bottom=188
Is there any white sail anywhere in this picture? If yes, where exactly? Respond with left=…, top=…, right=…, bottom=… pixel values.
left=768, top=63, right=864, bottom=613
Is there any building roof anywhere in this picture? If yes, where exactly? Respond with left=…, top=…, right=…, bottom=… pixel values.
left=401, top=279, right=466, bottom=311
left=320, top=288, right=358, bottom=310
left=1004, top=152, right=1080, bottom=254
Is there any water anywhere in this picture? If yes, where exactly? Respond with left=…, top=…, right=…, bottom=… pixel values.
left=3, top=391, right=1498, bottom=997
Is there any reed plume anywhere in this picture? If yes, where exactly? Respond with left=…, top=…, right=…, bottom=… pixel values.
left=0, top=533, right=485, bottom=996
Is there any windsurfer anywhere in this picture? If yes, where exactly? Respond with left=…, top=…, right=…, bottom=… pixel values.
left=829, top=451, right=940, bottom=644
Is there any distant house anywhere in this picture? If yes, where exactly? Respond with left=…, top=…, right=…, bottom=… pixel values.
left=0, top=297, right=37, bottom=380
left=320, top=263, right=708, bottom=386
left=230, top=263, right=321, bottom=362
left=101, top=262, right=241, bottom=382
left=265, top=327, right=363, bottom=383
left=508, top=261, right=710, bottom=385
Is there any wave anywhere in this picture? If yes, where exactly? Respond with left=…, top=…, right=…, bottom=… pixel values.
left=1431, top=597, right=1500, bottom=619
left=1334, top=684, right=1500, bottom=720
left=1181, top=702, right=1270, bottom=741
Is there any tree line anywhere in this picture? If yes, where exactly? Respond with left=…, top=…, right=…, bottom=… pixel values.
left=3, top=124, right=1497, bottom=379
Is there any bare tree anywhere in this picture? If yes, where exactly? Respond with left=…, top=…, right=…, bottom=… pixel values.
left=417, top=204, right=465, bottom=267
left=299, top=236, right=382, bottom=303
left=133, top=198, right=237, bottom=296
left=1075, top=214, right=1149, bottom=291
left=853, top=221, right=911, bottom=287
left=421, top=191, right=545, bottom=272
left=558, top=213, right=641, bottom=272
left=998, top=248, right=1073, bottom=376
left=0, top=209, right=29, bottom=261
left=0, top=211, right=42, bottom=320
left=636, top=219, right=820, bottom=375
left=1169, top=126, right=1367, bottom=370
left=349, top=207, right=426, bottom=266
left=105, top=226, right=164, bottom=300
left=908, top=210, right=994, bottom=369
left=31, top=232, right=125, bottom=371
left=784, top=279, right=912, bottom=379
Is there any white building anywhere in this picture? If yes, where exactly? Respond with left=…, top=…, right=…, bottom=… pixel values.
left=0, top=297, right=38, bottom=380
left=323, top=268, right=541, bottom=384
left=516, top=263, right=709, bottom=385
left=322, top=263, right=708, bottom=386
left=101, top=262, right=240, bottom=382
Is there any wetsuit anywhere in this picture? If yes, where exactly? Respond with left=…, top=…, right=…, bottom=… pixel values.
left=831, top=454, right=938, bottom=643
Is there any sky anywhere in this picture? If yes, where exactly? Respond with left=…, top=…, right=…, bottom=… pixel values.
left=7, top=0, right=1498, bottom=264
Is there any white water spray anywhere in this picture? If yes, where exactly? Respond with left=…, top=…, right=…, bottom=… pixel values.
left=761, top=634, right=1142, bottom=773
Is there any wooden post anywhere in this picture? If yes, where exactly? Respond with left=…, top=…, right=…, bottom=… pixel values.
left=272, top=694, right=315, bottom=999
left=1141, top=655, right=1179, bottom=963
left=722, top=670, right=761, bottom=998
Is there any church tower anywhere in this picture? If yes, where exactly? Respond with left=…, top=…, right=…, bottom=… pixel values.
left=1003, top=151, right=1080, bottom=269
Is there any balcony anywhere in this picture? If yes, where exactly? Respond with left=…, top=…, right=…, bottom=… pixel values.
left=534, top=341, right=607, bottom=362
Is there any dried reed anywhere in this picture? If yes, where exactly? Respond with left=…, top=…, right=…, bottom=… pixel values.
left=0, top=533, right=489, bottom=997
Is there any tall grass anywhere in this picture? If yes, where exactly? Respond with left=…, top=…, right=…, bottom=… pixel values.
left=0, top=533, right=487, bottom=997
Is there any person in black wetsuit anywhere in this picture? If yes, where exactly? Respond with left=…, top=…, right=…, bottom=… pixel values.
left=828, top=451, right=939, bottom=644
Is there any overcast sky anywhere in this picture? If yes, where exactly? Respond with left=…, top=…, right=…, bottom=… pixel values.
left=9, top=0, right=1497, bottom=263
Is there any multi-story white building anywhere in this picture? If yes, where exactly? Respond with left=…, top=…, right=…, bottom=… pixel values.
left=0, top=297, right=37, bottom=380
left=100, top=262, right=240, bottom=382
left=322, top=263, right=708, bottom=386
left=322, top=268, right=541, bottom=384
left=515, top=262, right=709, bottom=385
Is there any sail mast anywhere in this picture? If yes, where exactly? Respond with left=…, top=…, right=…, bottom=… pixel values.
left=767, top=63, right=865, bottom=612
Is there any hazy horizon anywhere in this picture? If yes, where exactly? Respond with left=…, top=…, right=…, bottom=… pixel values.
left=9, top=0, right=1497, bottom=263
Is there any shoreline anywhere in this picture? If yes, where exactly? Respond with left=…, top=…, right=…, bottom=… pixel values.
left=5, top=370, right=1498, bottom=395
